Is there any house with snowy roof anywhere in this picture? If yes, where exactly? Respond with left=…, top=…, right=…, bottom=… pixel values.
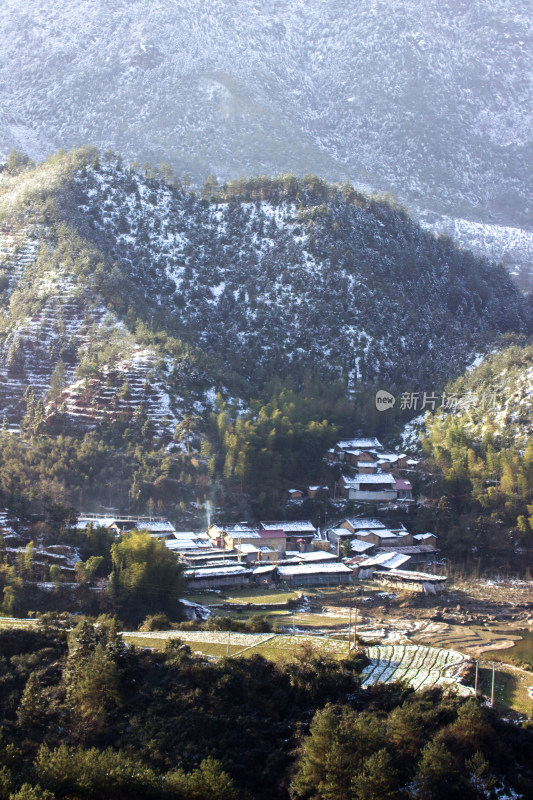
left=355, top=551, right=412, bottom=579
left=350, top=528, right=413, bottom=547
left=75, top=514, right=177, bottom=538
left=339, top=518, right=387, bottom=532
left=339, top=472, right=397, bottom=502
left=260, top=520, right=316, bottom=550
left=185, top=564, right=253, bottom=589
left=276, top=562, right=353, bottom=587
left=207, top=523, right=287, bottom=557
left=394, top=477, right=413, bottom=500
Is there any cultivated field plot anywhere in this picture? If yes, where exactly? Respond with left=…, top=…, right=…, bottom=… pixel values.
left=123, top=630, right=351, bottom=660
left=361, top=644, right=473, bottom=696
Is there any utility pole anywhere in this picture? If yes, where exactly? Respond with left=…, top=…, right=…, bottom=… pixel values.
left=491, top=663, right=496, bottom=707
left=354, top=605, right=358, bottom=649
left=474, top=660, right=479, bottom=697
left=348, top=608, right=352, bottom=651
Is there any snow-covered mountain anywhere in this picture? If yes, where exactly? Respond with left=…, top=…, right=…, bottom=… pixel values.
left=0, top=148, right=530, bottom=430
left=0, top=0, right=532, bottom=286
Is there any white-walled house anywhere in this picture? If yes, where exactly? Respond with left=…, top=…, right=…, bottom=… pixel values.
left=339, top=473, right=397, bottom=502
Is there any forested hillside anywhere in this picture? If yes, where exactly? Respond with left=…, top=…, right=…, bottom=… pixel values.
left=1, top=148, right=529, bottom=421
left=420, top=340, right=533, bottom=564
left=0, top=147, right=530, bottom=519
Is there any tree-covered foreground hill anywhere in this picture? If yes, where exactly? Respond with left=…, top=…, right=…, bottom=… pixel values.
left=0, top=619, right=532, bottom=800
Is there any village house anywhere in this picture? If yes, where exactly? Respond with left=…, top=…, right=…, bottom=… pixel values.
left=414, top=532, right=438, bottom=547
left=75, top=514, right=177, bottom=539
left=185, top=564, right=253, bottom=590
left=260, top=520, right=317, bottom=551
left=339, top=472, right=397, bottom=502
left=350, top=527, right=414, bottom=547
left=376, top=453, right=410, bottom=472
left=207, top=524, right=287, bottom=558
left=276, top=562, right=353, bottom=587
left=326, top=526, right=360, bottom=549
left=394, top=477, right=413, bottom=500
left=349, top=539, right=376, bottom=556
left=339, top=517, right=387, bottom=533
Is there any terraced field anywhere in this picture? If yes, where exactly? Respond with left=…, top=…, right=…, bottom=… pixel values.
left=124, top=630, right=474, bottom=696
left=122, top=630, right=351, bottom=660
left=361, top=644, right=473, bottom=696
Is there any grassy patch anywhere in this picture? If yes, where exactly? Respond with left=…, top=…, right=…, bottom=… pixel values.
left=478, top=664, right=533, bottom=716
left=123, top=633, right=247, bottom=657
left=184, top=588, right=300, bottom=606
left=277, top=612, right=351, bottom=630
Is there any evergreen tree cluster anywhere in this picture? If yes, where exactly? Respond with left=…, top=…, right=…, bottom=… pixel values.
left=0, top=620, right=531, bottom=800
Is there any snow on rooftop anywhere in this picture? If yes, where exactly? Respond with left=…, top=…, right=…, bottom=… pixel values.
left=350, top=539, right=375, bottom=553
left=261, top=520, right=317, bottom=532
left=253, top=565, right=277, bottom=575
left=236, top=543, right=260, bottom=553
left=344, top=473, right=396, bottom=485
left=353, top=529, right=404, bottom=539
left=129, top=520, right=176, bottom=533
left=75, top=516, right=115, bottom=529
left=277, top=563, right=353, bottom=577
left=344, top=518, right=387, bottom=529
left=336, top=437, right=383, bottom=449
left=358, top=552, right=411, bottom=570
left=297, top=551, right=338, bottom=562
left=211, top=523, right=257, bottom=534
left=375, top=569, right=446, bottom=581
left=186, top=566, right=251, bottom=578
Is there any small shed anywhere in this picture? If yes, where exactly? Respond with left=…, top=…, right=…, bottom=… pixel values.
left=356, top=551, right=411, bottom=579
left=373, top=569, right=447, bottom=594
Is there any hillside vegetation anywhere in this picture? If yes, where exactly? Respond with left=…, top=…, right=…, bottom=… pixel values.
left=0, top=147, right=530, bottom=519
left=0, top=620, right=531, bottom=800
left=421, top=340, right=533, bottom=566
